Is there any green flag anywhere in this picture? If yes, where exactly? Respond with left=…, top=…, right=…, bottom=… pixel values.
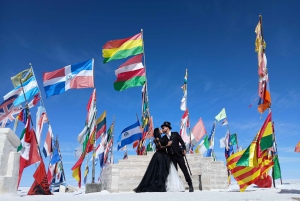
left=230, top=133, right=237, bottom=145
left=146, top=142, right=153, bottom=151
left=215, top=108, right=226, bottom=121
left=273, top=155, right=282, bottom=180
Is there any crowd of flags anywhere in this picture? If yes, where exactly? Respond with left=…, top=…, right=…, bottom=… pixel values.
left=0, top=19, right=295, bottom=193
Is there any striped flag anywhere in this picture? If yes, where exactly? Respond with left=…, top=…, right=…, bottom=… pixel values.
left=113, top=54, right=146, bottom=91
left=227, top=149, right=273, bottom=192
left=43, top=125, right=53, bottom=158
left=221, top=118, right=228, bottom=126
left=36, top=106, right=48, bottom=145
left=96, top=110, right=106, bottom=140
left=102, top=33, right=143, bottom=63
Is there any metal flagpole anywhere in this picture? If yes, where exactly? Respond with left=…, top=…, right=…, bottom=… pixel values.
left=141, top=29, right=152, bottom=153
left=92, top=91, right=97, bottom=183
left=258, top=14, right=282, bottom=187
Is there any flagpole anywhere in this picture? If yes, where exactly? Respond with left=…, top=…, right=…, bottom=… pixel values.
left=235, top=133, right=240, bottom=151
left=185, top=69, right=192, bottom=153
left=29, top=63, right=68, bottom=183
left=110, top=115, right=115, bottom=164
left=141, top=29, right=152, bottom=144
left=56, top=135, right=66, bottom=183
left=92, top=90, right=97, bottom=183
left=258, top=14, right=282, bottom=187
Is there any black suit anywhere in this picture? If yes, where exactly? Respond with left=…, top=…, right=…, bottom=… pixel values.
left=162, top=132, right=192, bottom=186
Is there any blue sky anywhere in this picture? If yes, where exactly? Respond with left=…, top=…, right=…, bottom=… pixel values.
left=1, top=0, right=300, bottom=187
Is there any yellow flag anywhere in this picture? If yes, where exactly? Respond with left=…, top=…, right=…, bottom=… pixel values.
left=11, top=68, right=33, bottom=87
left=215, top=108, right=227, bottom=121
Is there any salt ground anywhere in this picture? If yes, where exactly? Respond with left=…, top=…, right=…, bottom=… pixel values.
left=2, top=180, right=300, bottom=201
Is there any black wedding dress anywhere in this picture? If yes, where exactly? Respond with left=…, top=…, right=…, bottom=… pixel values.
left=134, top=137, right=170, bottom=192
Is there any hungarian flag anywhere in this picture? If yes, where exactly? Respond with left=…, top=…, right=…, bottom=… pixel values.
left=28, top=161, right=52, bottom=195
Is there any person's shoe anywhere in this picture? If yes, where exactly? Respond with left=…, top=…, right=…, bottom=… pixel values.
left=189, top=185, right=194, bottom=192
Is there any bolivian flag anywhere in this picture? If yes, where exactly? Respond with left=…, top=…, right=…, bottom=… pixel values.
left=102, top=33, right=143, bottom=63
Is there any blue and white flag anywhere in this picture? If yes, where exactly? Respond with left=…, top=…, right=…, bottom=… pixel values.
left=43, top=59, right=94, bottom=98
left=4, top=76, right=39, bottom=106
left=117, top=120, right=142, bottom=150
left=206, top=122, right=216, bottom=157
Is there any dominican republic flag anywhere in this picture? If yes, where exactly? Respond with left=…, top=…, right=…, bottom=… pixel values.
left=43, top=59, right=94, bottom=98
left=117, top=120, right=142, bottom=150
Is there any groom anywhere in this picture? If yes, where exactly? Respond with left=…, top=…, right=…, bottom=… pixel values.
left=161, top=121, right=194, bottom=192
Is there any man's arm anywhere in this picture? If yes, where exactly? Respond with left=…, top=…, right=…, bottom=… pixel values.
left=175, top=132, right=186, bottom=151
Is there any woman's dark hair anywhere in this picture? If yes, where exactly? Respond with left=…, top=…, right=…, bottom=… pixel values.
left=154, top=128, right=160, bottom=138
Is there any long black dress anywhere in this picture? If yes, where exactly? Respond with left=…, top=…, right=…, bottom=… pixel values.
left=134, top=138, right=171, bottom=192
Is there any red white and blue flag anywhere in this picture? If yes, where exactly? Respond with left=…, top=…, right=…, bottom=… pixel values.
left=43, top=125, right=53, bottom=158
left=43, top=59, right=94, bottom=97
left=0, top=95, right=22, bottom=128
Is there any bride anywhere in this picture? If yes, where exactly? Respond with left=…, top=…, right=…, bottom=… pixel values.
left=134, top=128, right=185, bottom=192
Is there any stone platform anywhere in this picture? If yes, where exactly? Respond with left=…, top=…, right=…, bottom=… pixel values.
left=0, top=128, right=21, bottom=195
left=101, top=152, right=228, bottom=192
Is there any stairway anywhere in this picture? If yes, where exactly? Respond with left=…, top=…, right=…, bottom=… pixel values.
left=101, top=152, right=228, bottom=192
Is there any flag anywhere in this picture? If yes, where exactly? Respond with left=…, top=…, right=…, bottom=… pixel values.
left=146, top=141, right=153, bottom=151
left=36, top=106, right=48, bottom=145
left=206, top=122, right=216, bottom=157
left=43, top=125, right=53, bottom=158
left=71, top=155, right=84, bottom=188
left=43, top=59, right=94, bottom=97
left=273, top=154, right=281, bottom=180
left=147, top=116, right=154, bottom=138
left=17, top=108, right=28, bottom=125
left=236, top=114, right=273, bottom=167
left=47, top=162, right=56, bottom=184
left=180, top=69, right=188, bottom=111
left=28, top=93, right=41, bottom=108
left=102, top=33, right=143, bottom=63
left=191, top=118, right=206, bottom=142
left=83, top=164, right=89, bottom=185
left=50, top=146, right=61, bottom=165
left=18, top=127, right=41, bottom=187
left=255, top=19, right=271, bottom=114
left=215, top=108, right=226, bottom=121
left=221, top=118, right=228, bottom=126
left=230, top=133, right=237, bottom=145
left=97, top=144, right=105, bottom=168
left=117, top=120, right=142, bottom=150
left=227, top=150, right=273, bottom=192
left=0, top=95, right=22, bottom=128
left=75, top=147, right=82, bottom=158
left=256, top=113, right=273, bottom=155
left=104, top=122, right=114, bottom=163
left=123, top=151, right=128, bottom=160
left=225, top=131, right=234, bottom=159
left=113, top=54, right=146, bottom=91
left=295, top=142, right=300, bottom=152
left=11, top=68, right=33, bottom=88
left=4, top=76, right=39, bottom=106
left=197, top=135, right=209, bottom=155
left=96, top=110, right=106, bottom=139
left=27, top=161, right=52, bottom=195
left=180, top=109, right=190, bottom=142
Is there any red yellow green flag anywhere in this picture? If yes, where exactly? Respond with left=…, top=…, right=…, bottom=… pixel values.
left=102, top=33, right=143, bottom=64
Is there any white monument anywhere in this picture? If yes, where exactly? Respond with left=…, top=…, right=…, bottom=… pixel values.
left=0, top=128, right=21, bottom=195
